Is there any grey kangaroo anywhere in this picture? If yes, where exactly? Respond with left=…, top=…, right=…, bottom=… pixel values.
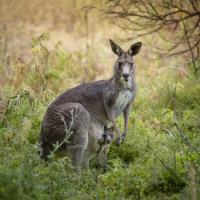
left=39, top=39, right=142, bottom=170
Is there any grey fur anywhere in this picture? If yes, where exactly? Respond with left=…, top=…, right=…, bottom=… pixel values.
left=39, top=39, right=142, bottom=170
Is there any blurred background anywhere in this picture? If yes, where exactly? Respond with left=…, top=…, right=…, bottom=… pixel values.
left=0, top=1, right=200, bottom=200
left=0, top=0, right=192, bottom=95
left=1, top=0, right=199, bottom=95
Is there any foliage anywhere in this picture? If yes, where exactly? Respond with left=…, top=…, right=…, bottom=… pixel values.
left=0, top=54, right=200, bottom=199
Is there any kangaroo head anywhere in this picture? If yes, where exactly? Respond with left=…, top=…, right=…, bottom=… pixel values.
left=98, top=126, right=114, bottom=145
left=109, top=39, right=142, bottom=83
left=102, top=126, right=114, bottom=144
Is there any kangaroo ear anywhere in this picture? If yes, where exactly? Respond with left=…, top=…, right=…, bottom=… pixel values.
left=109, top=39, right=124, bottom=56
left=127, top=42, right=142, bottom=56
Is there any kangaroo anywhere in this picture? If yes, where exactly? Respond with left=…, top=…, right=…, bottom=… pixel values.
left=39, top=39, right=142, bottom=171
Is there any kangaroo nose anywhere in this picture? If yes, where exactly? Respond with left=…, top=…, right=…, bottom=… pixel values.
left=107, top=139, right=111, bottom=144
left=123, top=73, right=129, bottom=80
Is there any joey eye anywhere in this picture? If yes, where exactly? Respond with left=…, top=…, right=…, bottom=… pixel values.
left=110, top=134, right=114, bottom=138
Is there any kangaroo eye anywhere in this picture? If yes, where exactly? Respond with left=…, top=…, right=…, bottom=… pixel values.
left=118, top=62, right=123, bottom=70
left=110, top=134, right=114, bottom=138
left=130, top=63, right=133, bottom=69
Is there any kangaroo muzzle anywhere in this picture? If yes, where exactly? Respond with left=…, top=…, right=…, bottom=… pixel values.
left=122, top=65, right=130, bottom=81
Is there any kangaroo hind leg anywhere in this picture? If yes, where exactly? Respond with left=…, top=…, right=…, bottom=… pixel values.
left=66, top=103, right=90, bottom=172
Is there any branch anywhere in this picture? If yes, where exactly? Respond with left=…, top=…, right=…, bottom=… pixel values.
left=100, top=0, right=200, bottom=67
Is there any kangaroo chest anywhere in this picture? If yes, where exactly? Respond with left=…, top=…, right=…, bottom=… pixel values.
left=114, top=90, right=133, bottom=117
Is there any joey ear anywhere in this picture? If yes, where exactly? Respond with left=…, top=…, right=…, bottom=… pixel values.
left=127, top=42, right=142, bottom=56
left=109, top=126, right=114, bottom=132
left=109, top=39, right=124, bottom=56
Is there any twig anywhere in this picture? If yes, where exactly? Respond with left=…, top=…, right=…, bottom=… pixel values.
left=173, top=113, right=200, bottom=157
left=50, top=107, right=78, bottom=157
left=167, top=83, right=200, bottom=157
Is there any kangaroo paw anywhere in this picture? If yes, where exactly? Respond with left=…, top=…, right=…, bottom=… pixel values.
left=121, top=133, right=126, bottom=141
left=116, top=136, right=122, bottom=146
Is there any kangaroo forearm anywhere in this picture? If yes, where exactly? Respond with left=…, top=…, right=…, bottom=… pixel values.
left=124, top=111, right=129, bottom=133
left=124, top=117, right=128, bottom=134
left=123, top=104, right=130, bottom=134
